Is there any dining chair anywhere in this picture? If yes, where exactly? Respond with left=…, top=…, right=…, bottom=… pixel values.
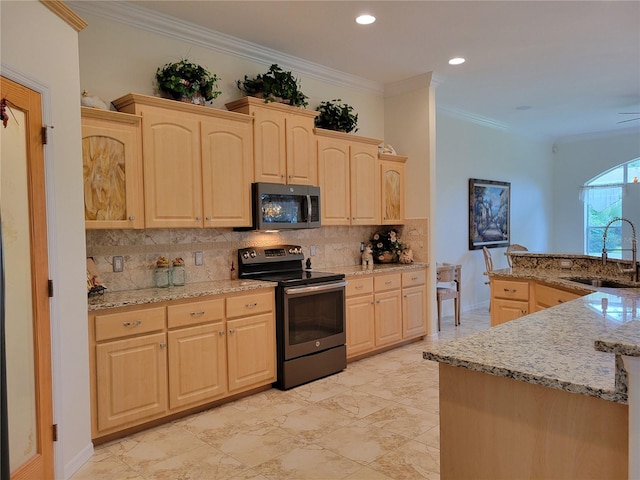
left=436, top=264, right=461, bottom=331
left=505, top=243, right=528, bottom=267
left=482, top=246, right=493, bottom=283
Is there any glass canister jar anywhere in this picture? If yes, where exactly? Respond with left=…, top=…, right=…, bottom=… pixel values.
left=171, top=258, right=186, bottom=286
left=154, top=267, right=170, bottom=288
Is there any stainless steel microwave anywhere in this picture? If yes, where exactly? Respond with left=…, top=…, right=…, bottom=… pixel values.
left=244, top=182, right=321, bottom=230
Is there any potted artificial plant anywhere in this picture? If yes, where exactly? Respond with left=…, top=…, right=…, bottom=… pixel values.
left=155, top=59, right=222, bottom=105
left=314, top=99, right=359, bottom=133
left=236, top=64, right=308, bottom=107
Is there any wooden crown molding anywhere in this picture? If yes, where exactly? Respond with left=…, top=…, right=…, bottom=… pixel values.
left=40, top=0, right=87, bottom=32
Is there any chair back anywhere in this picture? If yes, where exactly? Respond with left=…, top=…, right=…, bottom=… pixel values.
left=506, top=244, right=528, bottom=267
left=437, top=264, right=458, bottom=283
left=482, top=246, right=493, bottom=274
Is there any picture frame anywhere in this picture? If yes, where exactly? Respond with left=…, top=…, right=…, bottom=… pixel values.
left=469, top=178, right=510, bottom=250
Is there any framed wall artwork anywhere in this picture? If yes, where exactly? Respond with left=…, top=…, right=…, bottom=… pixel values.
left=469, top=178, right=510, bottom=250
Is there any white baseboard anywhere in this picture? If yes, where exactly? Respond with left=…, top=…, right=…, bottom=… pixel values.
left=63, top=442, right=94, bottom=480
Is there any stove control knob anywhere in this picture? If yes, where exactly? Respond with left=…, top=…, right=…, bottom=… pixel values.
left=249, top=250, right=257, bottom=258
left=242, top=251, right=249, bottom=259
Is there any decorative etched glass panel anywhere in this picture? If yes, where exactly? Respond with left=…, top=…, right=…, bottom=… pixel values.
left=83, top=135, right=126, bottom=221
left=384, top=169, right=401, bottom=220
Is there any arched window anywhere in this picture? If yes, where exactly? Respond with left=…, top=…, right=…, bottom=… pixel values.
left=581, top=158, right=640, bottom=258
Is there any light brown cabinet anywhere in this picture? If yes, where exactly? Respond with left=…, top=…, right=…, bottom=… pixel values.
left=345, top=268, right=428, bottom=360
left=81, top=107, right=144, bottom=229
left=379, top=153, right=406, bottom=225
left=533, top=282, right=582, bottom=312
left=89, top=288, right=275, bottom=440
left=402, top=270, right=428, bottom=338
left=113, top=93, right=254, bottom=228
left=316, top=128, right=382, bottom=226
left=490, top=278, right=530, bottom=326
left=226, top=96, right=319, bottom=185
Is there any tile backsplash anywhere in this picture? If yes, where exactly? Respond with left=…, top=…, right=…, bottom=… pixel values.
left=86, top=218, right=428, bottom=292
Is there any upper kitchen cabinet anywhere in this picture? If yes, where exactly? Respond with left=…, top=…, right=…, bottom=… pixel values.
left=379, top=153, right=407, bottom=225
left=113, top=93, right=254, bottom=228
left=316, top=128, right=382, bottom=226
left=226, top=96, right=319, bottom=186
left=81, top=107, right=144, bottom=229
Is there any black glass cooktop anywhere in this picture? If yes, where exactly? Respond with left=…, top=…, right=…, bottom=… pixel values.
left=256, top=270, right=344, bottom=287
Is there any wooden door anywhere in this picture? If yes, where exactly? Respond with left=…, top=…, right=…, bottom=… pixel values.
left=317, top=138, right=351, bottom=225
left=350, top=143, right=380, bottom=225
left=167, top=323, right=227, bottom=410
left=374, top=290, right=403, bottom=347
left=201, top=116, right=253, bottom=227
left=95, top=333, right=168, bottom=432
left=140, top=107, right=203, bottom=228
left=285, top=114, right=316, bottom=185
left=402, top=285, right=427, bottom=338
left=346, top=294, right=375, bottom=358
left=226, top=313, right=276, bottom=392
left=252, top=107, right=286, bottom=184
left=1, top=76, right=54, bottom=479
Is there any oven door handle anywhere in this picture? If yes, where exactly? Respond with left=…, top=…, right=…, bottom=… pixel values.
left=284, top=281, right=347, bottom=296
left=306, top=194, right=312, bottom=224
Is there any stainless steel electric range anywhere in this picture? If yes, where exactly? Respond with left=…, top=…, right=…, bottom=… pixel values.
left=238, top=245, right=347, bottom=390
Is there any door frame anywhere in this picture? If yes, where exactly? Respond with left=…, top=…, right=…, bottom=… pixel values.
left=1, top=74, right=55, bottom=479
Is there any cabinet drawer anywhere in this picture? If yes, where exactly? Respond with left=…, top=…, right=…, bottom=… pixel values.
left=402, top=270, right=426, bottom=287
left=346, top=276, right=374, bottom=296
left=226, top=290, right=273, bottom=319
left=95, top=306, right=165, bottom=342
left=535, top=283, right=580, bottom=308
left=492, top=279, right=529, bottom=301
left=167, top=298, right=225, bottom=329
left=374, top=273, right=402, bottom=292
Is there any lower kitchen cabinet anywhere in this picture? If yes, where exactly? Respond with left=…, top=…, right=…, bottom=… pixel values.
left=89, top=288, right=275, bottom=440
left=533, top=282, right=582, bottom=311
left=95, top=332, right=168, bottom=432
left=346, top=268, right=428, bottom=360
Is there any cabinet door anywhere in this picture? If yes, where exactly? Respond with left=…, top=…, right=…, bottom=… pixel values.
left=81, top=109, right=144, bottom=229
left=95, top=332, right=167, bottom=432
left=350, top=143, right=380, bottom=225
left=492, top=298, right=529, bottom=326
left=253, top=108, right=287, bottom=184
left=403, top=284, right=427, bottom=338
left=140, top=107, right=203, bottom=228
left=201, top=117, right=253, bottom=227
left=381, top=161, right=405, bottom=225
left=317, top=138, right=351, bottom=225
left=167, top=323, right=227, bottom=410
left=374, top=290, right=403, bottom=347
left=227, top=313, right=276, bottom=392
left=286, top=114, right=317, bottom=185
left=346, top=294, right=375, bottom=358
left=534, top=283, right=582, bottom=311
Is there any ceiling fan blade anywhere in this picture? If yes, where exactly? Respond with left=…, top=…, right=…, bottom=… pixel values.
left=616, top=117, right=640, bottom=124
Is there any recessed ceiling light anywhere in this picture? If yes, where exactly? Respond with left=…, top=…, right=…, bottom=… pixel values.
left=448, top=57, right=466, bottom=66
left=356, top=14, right=376, bottom=25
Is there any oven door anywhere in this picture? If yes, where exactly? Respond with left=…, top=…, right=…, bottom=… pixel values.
left=282, top=280, right=346, bottom=360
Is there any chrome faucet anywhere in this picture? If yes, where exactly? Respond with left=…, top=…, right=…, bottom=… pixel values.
left=602, top=217, right=638, bottom=282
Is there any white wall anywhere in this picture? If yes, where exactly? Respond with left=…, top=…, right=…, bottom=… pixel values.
left=1, top=1, right=92, bottom=478
left=552, top=130, right=640, bottom=253
left=435, top=112, right=555, bottom=311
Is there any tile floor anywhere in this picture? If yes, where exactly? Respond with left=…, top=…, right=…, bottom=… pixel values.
left=71, top=309, right=490, bottom=480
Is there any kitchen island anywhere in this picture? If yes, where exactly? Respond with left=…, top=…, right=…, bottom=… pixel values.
left=424, top=288, right=638, bottom=479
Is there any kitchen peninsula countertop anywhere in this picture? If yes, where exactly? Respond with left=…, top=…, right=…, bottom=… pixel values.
left=332, top=262, right=428, bottom=276
left=424, top=263, right=640, bottom=404
left=88, top=278, right=277, bottom=311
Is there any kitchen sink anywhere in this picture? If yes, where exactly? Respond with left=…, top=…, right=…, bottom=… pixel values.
left=561, top=277, right=636, bottom=288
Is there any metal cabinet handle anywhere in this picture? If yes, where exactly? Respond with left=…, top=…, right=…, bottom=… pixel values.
left=196, top=216, right=201, bottom=221
left=504, top=288, right=517, bottom=293
left=385, top=281, right=392, bottom=285
left=355, top=285, right=364, bottom=289
left=218, top=331, right=225, bottom=336
left=159, top=343, right=167, bottom=348
left=122, top=320, right=142, bottom=327
left=128, top=215, right=135, bottom=221
left=229, top=329, right=236, bottom=334
left=205, top=216, right=211, bottom=221
left=411, top=276, right=418, bottom=281
left=245, top=302, right=257, bottom=308
left=190, top=310, right=205, bottom=316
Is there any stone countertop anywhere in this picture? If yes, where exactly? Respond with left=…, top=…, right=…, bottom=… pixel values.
left=595, top=320, right=640, bottom=357
left=331, top=262, right=428, bottom=277
left=423, top=289, right=640, bottom=404
left=88, top=279, right=277, bottom=311
left=88, top=263, right=427, bottom=312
